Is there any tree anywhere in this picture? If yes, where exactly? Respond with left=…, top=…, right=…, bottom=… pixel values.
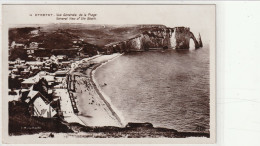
left=9, top=76, right=22, bottom=89
left=9, top=47, right=28, bottom=61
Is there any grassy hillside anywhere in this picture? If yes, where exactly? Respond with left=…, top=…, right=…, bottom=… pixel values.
left=61, top=24, right=167, bottom=47
left=9, top=27, right=38, bottom=45
left=8, top=24, right=167, bottom=60
left=9, top=101, right=72, bottom=135
left=20, top=24, right=167, bottom=47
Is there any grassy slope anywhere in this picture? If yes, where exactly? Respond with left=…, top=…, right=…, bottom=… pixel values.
left=9, top=24, right=167, bottom=59
left=21, top=24, right=167, bottom=47
left=8, top=101, right=73, bottom=135
left=66, top=24, right=167, bottom=47
left=9, top=101, right=209, bottom=138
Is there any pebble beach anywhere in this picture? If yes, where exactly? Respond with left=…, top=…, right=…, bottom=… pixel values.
left=71, top=54, right=123, bottom=127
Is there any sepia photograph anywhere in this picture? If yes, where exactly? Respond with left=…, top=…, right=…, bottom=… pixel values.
left=2, top=4, right=216, bottom=144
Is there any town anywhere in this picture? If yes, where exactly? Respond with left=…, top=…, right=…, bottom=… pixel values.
left=8, top=27, right=103, bottom=130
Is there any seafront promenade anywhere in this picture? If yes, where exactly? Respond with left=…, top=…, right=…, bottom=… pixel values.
left=57, top=88, right=85, bottom=126
left=58, top=56, right=102, bottom=126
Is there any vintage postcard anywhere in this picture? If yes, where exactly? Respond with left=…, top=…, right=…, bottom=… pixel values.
left=2, top=4, right=216, bottom=144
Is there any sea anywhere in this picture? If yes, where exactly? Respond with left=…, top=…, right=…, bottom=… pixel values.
left=95, top=45, right=210, bottom=132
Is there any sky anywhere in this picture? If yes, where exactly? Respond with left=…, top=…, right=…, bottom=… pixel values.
left=3, top=5, right=215, bottom=43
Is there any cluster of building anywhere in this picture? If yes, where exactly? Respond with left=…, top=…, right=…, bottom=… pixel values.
left=8, top=55, right=79, bottom=119
left=8, top=28, right=101, bottom=123
left=10, top=38, right=89, bottom=60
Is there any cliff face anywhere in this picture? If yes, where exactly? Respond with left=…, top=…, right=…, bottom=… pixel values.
left=104, top=27, right=203, bottom=54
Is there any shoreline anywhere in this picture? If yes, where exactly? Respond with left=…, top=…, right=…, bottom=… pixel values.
left=72, top=53, right=124, bottom=127
left=91, top=55, right=125, bottom=126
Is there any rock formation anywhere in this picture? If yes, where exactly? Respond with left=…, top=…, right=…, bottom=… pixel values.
left=198, top=33, right=203, bottom=47
left=104, top=26, right=203, bottom=54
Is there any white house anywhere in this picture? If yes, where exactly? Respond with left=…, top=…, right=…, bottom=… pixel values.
left=21, top=71, right=48, bottom=88
left=11, top=41, right=24, bottom=48
left=26, top=87, right=57, bottom=118
left=32, top=96, right=56, bottom=118
left=21, top=75, right=39, bottom=89
left=30, top=29, right=40, bottom=35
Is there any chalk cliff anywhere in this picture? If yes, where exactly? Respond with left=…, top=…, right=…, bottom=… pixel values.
left=104, top=26, right=203, bottom=54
